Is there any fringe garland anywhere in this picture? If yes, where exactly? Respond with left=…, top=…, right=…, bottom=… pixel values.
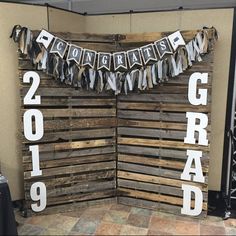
left=11, top=25, right=218, bottom=95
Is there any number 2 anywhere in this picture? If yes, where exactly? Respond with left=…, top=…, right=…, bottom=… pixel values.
left=23, top=71, right=41, bottom=105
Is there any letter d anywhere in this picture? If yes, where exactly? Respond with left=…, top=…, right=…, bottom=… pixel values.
left=181, top=184, right=203, bottom=216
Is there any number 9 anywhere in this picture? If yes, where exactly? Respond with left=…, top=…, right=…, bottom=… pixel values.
left=30, top=182, right=47, bottom=212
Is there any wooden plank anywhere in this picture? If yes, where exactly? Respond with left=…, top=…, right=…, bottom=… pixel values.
left=118, top=137, right=210, bottom=152
left=32, top=29, right=215, bottom=44
left=24, top=170, right=116, bottom=188
left=20, top=79, right=68, bottom=88
left=118, top=188, right=207, bottom=210
left=118, top=93, right=188, bottom=103
left=118, top=179, right=182, bottom=197
left=118, top=154, right=208, bottom=172
left=25, top=180, right=116, bottom=198
left=23, top=153, right=116, bottom=170
left=20, top=87, right=114, bottom=97
left=118, top=119, right=187, bottom=130
left=23, top=128, right=116, bottom=143
left=47, top=180, right=116, bottom=197
left=118, top=179, right=208, bottom=199
left=118, top=127, right=186, bottom=140
left=44, top=32, right=116, bottom=43
left=118, top=162, right=181, bottom=179
left=119, top=85, right=211, bottom=95
left=118, top=119, right=211, bottom=132
left=118, top=145, right=185, bottom=159
left=23, top=146, right=116, bottom=162
left=118, top=93, right=211, bottom=103
left=118, top=29, right=215, bottom=43
left=118, top=110, right=188, bottom=122
left=23, top=138, right=115, bottom=153
left=117, top=171, right=207, bottom=191
left=24, top=161, right=116, bottom=179
left=22, top=98, right=116, bottom=108
left=118, top=102, right=210, bottom=112
left=22, top=108, right=116, bottom=118
left=73, top=42, right=117, bottom=52
left=117, top=127, right=210, bottom=141
left=118, top=145, right=208, bottom=161
left=43, top=118, right=117, bottom=131
left=19, top=70, right=52, bottom=79
left=118, top=154, right=185, bottom=170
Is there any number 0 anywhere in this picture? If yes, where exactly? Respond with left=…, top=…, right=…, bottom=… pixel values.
left=23, top=109, right=44, bottom=141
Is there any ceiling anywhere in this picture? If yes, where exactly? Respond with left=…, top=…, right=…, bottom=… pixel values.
left=8, top=0, right=236, bottom=14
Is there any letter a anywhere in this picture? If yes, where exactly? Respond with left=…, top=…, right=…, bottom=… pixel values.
left=181, top=150, right=205, bottom=183
left=181, top=184, right=203, bottom=216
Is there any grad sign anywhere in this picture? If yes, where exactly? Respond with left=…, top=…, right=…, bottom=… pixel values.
left=182, top=72, right=209, bottom=216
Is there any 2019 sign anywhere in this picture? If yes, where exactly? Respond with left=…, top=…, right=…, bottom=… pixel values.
left=23, top=71, right=46, bottom=212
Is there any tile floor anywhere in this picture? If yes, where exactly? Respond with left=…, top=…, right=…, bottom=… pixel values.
left=15, top=203, right=236, bottom=235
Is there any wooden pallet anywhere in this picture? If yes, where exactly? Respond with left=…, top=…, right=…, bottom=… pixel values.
left=117, top=52, right=213, bottom=217
left=19, top=50, right=117, bottom=214
left=19, top=29, right=214, bottom=216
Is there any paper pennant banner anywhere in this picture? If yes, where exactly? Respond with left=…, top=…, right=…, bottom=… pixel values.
left=127, top=49, right=143, bottom=69
left=81, top=49, right=97, bottom=69
left=113, top=52, right=128, bottom=71
left=154, top=37, right=173, bottom=59
left=67, top=44, right=83, bottom=64
left=168, top=31, right=186, bottom=51
left=97, top=52, right=112, bottom=70
left=50, top=37, right=68, bottom=58
left=140, top=44, right=157, bottom=64
left=36, top=29, right=54, bottom=49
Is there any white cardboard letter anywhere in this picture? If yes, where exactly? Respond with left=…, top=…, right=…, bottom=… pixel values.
left=181, top=150, right=205, bottom=183
left=184, top=112, right=208, bottom=146
left=188, top=72, right=208, bottom=105
left=24, top=109, right=44, bottom=141
left=181, top=184, right=203, bottom=216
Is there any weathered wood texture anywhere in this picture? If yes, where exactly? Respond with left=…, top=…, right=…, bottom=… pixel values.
left=117, top=51, right=214, bottom=217
left=19, top=39, right=117, bottom=214
left=20, top=29, right=214, bottom=216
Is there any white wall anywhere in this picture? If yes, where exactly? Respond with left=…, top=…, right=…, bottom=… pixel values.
left=0, top=2, right=48, bottom=200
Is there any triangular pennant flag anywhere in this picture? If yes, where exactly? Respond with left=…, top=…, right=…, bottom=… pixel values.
left=50, top=37, right=68, bottom=58
left=36, top=29, right=54, bottom=49
left=168, top=31, right=186, bottom=51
